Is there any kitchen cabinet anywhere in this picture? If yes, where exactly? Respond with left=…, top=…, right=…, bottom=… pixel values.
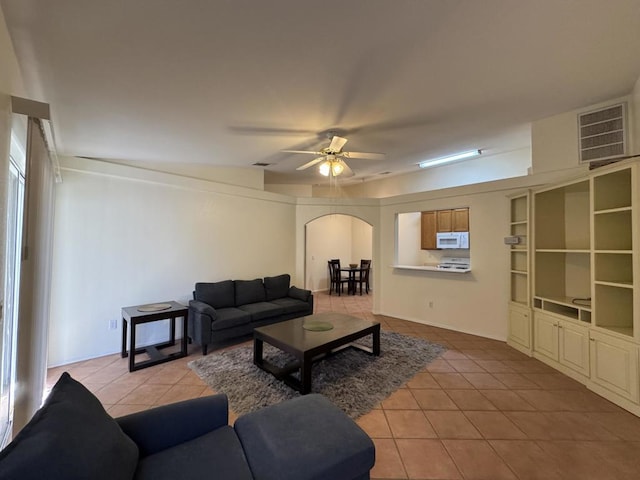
left=421, top=207, right=469, bottom=250
left=420, top=211, right=437, bottom=250
left=452, top=208, right=469, bottom=231
left=436, top=210, right=452, bottom=232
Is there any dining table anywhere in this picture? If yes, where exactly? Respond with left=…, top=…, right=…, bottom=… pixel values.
left=339, top=266, right=367, bottom=295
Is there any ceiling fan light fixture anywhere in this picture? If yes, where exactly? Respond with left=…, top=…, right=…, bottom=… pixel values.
left=418, top=149, right=482, bottom=169
left=319, top=161, right=331, bottom=176
left=331, top=160, right=345, bottom=176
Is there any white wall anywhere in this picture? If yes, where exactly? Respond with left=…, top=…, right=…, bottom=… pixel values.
left=49, top=157, right=298, bottom=366
left=379, top=187, right=510, bottom=340
left=341, top=147, right=531, bottom=199
left=304, top=215, right=372, bottom=292
left=531, top=95, right=633, bottom=175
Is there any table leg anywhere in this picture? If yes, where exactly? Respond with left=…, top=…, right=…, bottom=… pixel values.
left=121, top=318, right=128, bottom=358
left=372, top=325, right=381, bottom=356
left=180, top=313, right=188, bottom=356
left=253, top=338, right=264, bottom=366
left=129, top=320, right=136, bottom=372
left=300, top=354, right=312, bottom=394
left=170, top=316, right=176, bottom=345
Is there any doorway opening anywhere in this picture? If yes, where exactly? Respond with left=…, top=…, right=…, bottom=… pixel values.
left=304, top=214, right=372, bottom=293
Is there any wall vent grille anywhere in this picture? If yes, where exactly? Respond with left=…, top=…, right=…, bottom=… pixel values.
left=578, top=103, right=627, bottom=163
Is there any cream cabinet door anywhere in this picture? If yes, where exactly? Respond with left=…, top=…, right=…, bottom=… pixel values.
left=558, top=321, right=590, bottom=376
left=508, top=306, right=531, bottom=350
left=533, top=312, right=559, bottom=361
left=589, top=331, right=639, bottom=403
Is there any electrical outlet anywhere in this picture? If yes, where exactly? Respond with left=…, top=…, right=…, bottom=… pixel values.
left=108, top=319, right=118, bottom=330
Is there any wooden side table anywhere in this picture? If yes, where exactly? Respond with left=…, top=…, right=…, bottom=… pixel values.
left=121, top=300, right=189, bottom=372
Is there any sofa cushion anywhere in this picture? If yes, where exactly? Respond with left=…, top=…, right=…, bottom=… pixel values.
left=270, top=297, right=311, bottom=315
left=264, top=274, right=290, bottom=301
left=134, top=425, right=253, bottom=480
left=235, top=279, right=266, bottom=305
left=194, top=280, right=235, bottom=309
left=238, top=302, right=284, bottom=322
left=288, top=286, right=311, bottom=302
left=0, top=372, right=138, bottom=480
left=210, top=307, right=252, bottom=331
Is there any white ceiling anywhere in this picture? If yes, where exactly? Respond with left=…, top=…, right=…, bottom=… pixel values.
left=3, top=0, right=640, bottom=185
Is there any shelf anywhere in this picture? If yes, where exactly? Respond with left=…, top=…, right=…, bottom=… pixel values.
left=595, top=252, right=633, bottom=285
left=511, top=251, right=528, bottom=271
left=511, top=195, right=528, bottom=223
left=594, top=284, right=634, bottom=335
left=593, top=325, right=634, bottom=338
left=536, top=249, right=590, bottom=253
left=510, top=220, right=528, bottom=226
left=595, top=280, right=633, bottom=288
left=533, top=295, right=591, bottom=323
left=534, top=180, right=590, bottom=250
left=594, top=206, right=632, bottom=215
left=593, top=168, right=631, bottom=211
left=510, top=270, right=528, bottom=275
left=535, top=251, right=591, bottom=301
left=594, top=210, right=632, bottom=250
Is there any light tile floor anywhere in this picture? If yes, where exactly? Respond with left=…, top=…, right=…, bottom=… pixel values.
left=47, top=291, right=640, bottom=479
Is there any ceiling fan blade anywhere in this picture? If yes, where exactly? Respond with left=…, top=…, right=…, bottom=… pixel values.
left=340, top=162, right=355, bottom=177
left=282, top=150, right=324, bottom=155
left=296, top=157, right=326, bottom=170
left=328, top=135, right=348, bottom=152
left=342, top=151, right=386, bottom=160
left=228, top=126, right=319, bottom=136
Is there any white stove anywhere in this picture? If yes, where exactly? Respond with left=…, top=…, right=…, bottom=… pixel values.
left=436, top=257, right=471, bottom=271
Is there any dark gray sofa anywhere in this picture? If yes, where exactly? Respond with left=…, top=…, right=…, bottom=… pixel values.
left=189, top=274, right=313, bottom=354
left=0, top=372, right=375, bottom=480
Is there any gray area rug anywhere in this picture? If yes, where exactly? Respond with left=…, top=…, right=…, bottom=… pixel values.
left=188, top=330, right=446, bottom=419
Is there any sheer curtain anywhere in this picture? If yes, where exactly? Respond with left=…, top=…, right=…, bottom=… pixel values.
left=12, top=117, right=55, bottom=433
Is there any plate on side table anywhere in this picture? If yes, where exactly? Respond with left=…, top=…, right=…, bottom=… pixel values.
left=137, top=303, right=172, bottom=312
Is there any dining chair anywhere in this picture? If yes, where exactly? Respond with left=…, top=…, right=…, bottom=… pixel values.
left=357, top=259, right=371, bottom=295
left=328, top=260, right=349, bottom=295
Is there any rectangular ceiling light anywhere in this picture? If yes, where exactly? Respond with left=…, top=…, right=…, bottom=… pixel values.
left=418, top=149, right=482, bottom=169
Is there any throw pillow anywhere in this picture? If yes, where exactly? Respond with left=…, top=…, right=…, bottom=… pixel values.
left=235, top=278, right=266, bottom=305
left=264, top=274, right=291, bottom=301
left=194, top=280, right=235, bottom=309
left=0, top=372, right=138, bottom=480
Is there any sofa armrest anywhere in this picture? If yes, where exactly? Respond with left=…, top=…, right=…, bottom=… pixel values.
left=288, top=286, right=314, bottom=313
left=116, top=394, right=229, bottom=457
left=188, top=300, right=217, bottom=347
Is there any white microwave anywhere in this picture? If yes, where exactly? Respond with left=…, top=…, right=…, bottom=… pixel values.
left=436, top=232, right=469, bottom=249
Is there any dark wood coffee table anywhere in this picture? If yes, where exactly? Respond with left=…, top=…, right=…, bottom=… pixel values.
left=253, top=313, right=380, bottom=394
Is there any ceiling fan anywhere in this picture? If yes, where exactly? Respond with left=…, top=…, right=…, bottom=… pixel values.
left=285, top=134, right=385, bottom=177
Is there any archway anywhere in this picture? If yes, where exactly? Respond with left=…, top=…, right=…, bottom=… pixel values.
left=304, top=214, right=373, bottom=292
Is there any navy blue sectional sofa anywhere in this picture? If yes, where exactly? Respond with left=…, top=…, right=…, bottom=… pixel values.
left=189, top=274, right=313, bottom=354
left=0, top=372, right=375, bottom=480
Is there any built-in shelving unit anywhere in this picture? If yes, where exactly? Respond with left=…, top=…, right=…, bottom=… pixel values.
left=517, top=160, right=640, bottom=415
left=534, top=179, right=592, bottom=326
left=592, top=167, right=635, bottom=339
left=509, top=194, right=530, bottom=306
left=507, top=192, right=532, bottom=354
